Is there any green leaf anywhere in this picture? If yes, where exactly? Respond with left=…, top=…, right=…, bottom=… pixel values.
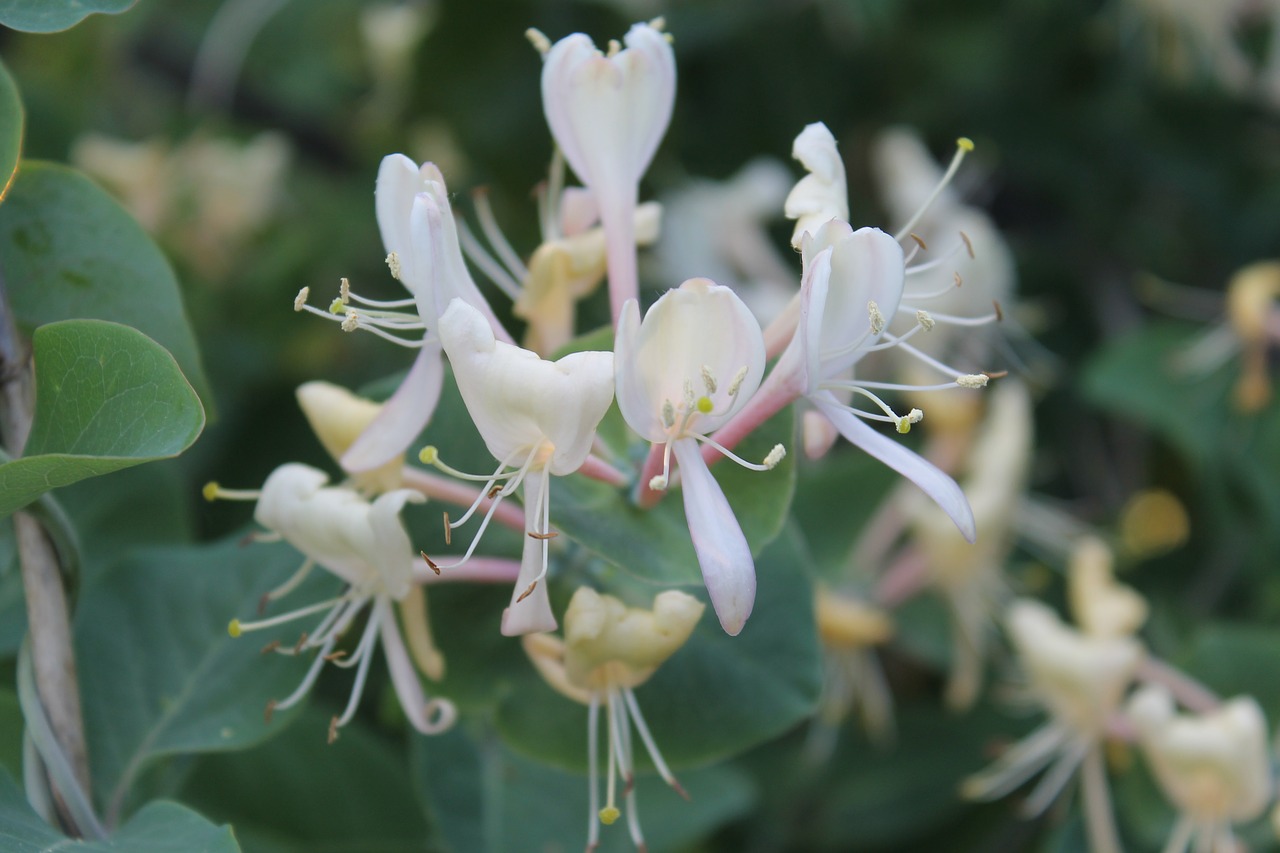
left=0, top=161, right=211, bottom=403
left=494, top=525, right=823, bottom=770
left=0, top=320, right=205, bottom=517
left=553, top=405, right=797, bottom=587
left=0, top=767, right=239, bottom=852
left=179, top=705, right=431, bottom=853
left=414, top=724, right=756, bottom=853
left=74, top=534, right=336, bottom=821
left=1179, top=623, right=1280, bottom=720
left=0, top=688, right=20, bottom=777
left=0, top=59, right=22, bottom=204
left=0, top=0, right=138, bottom=33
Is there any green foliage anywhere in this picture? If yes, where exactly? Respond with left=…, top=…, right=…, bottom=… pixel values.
left=0, top=162, right=211, bottom=404
left=0, top=320, right=204, bottom=517
left=0, top=0, right=138, bottom=33
left=0, top=768, right=239, bottom=852
left=0, top=59, right=21, bottom=202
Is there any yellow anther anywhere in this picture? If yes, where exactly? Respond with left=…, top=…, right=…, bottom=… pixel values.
left=896, top=418, right=912, bottom=434
left=598, top=806, right=621, bottom=825
left=763, top=444, right=786, bottom=469
left=606, top=39, right=622, bottom=57
left=228, top=619, right=243, bottom=638
left=202, top=481, right=220, bottom=502
left=419, top=446, right=439, bottom=465
left=956, top=137, right=974, bottom=152
left=648, top=16, right=666, bottom=30
left=696, top=396, right=714, bottom=414
left=328, top=298, right=345, bottom=315
left=525, top=27, right=551, bottom=55
left=293, top=287, right=309, bottom=311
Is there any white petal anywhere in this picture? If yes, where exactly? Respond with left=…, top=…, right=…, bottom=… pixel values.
left=375, top=154, right=423, bottom=275
left=377, top=597, right=457, bottom=735
left=366, top=489, right=426, bottom=600
left=784, top=122, right=849, bottom=247
left=812, top=391, right=976, bottom=541
left=411, top=190, right=510, bottom=339
left=614, top=298, right=664, bottom=440
left=673, top=438, right=755, bottom=635
left=500, top=474, right=559, bottom=636
left=342, top=340, right=444, bottom=472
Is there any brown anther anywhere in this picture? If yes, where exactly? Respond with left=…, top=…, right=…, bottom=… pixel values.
left=328, top=716, right=340, bottom=744
left=909, top=233, right=928, bottom=251
left=420, top=550, right=441, bottom=575
left=527, top=531, right=559, bottom=540
left=672, top=779, right=691, bottom=801
left=992, top=299, right=1004, bottom=322
left=443, top=512, right=452, bottom=546
left=515, top=581, right=538, bottom=603
left=954, top=271, right=964, bottom=288
left=983, top=370, right=1009, bottom=380
left=260, top=640, right=282, bottom=656
left=623, top=773, right=635, bottom=796
left=264, top=700, right=277, bottom=724
left=324, top=650, right=348, bottom=662
left=238, top=531, right=258, bottom=548
left=257, top=593, right=270, bottom=615
left=959, top=230, right=975, bottom=259
left=292, top=632, right=309, bottom=654
left=487, top=484, right=503, bottom=499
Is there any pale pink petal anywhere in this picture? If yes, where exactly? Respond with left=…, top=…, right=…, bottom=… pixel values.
left=812, top=391, right=976, bottom=542
left=377, top=598, right=457, bottom=735
left=342, top=340, right=444, bottom=472
left=673, top=437, right=755, bottom=635
left=500, top=475, right=559, bottom=637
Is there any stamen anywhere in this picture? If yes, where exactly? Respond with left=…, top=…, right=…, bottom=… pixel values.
left=420, top=551, right=441, bottom=575
left=904, top=240, right=966, bottom=277
left=701, top=365, right=717, bottom=394
left=897, top=305, right=1000, bottom=327
left=726, top=366, right=749, bottom=397
left=960, top=230, right=975, bottom=259
left=272, top=633, right=339, bottom=715
left=386, top=252, right=402, bottom=281
left=472, top=187, right=530, bottom=283
left=443, top=512, right=452, bottom=546
left=993, top=299, right=1005, bottom=322
left=955, top=271, right=963, bottom=287
left=527, top=531, right=558, bottom=540
left=909, top=233, right=928, bottom=252
left=525, top=27, right=551, bottom=55
left=661, top=400, right=676, bottom=429
left=203, top=482, right=262, bottom=502
left=339, top=278, right=351, bottom=303
left=228, top=595, right=351, bottom=637
left=458, top=219, right=524, bottom=301
left=896, top=409, right=924, bottom=434
left=606, top=39, right=622, bottom=57
left=868, top=301, right=886, bottom=336
left=341, top=311, right=360, bottom=332
left=894, top=137, right=974, bottom=242
left=260, top=558, right=316, bottom=610
left=683, top=380, right=695, bottom=408
left=293, top=287, right=309, bottom=311
left=331, top=607, right=383, bottom=734
left=622, top=688, right=689, bottom=800
left=955, top=374, right=989, bottom=389
left=916, top=310, right=935, bottom=331
left=695, top=433, right=784, bottom=472
left=762, top=444, right=787, bottom=469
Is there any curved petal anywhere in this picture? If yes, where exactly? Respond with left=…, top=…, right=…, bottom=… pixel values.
left=377, top=598, right=457, bottom=735
left=413, top=190, right=512, bottom=341
left=614, top=297, right=664, bottom=440
left=673, top=438, right=755, bottom=635
left=811, top=391, right=976, bottom=542
left=367, top=488, right=426, bottom=600
left=375, top=153, right=422, bottom=267
left=501, top=473, right=559, bottom=636
left=341, top=340, right=444, bottom=473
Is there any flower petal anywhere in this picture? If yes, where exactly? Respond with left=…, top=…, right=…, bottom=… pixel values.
left=378, top=597, right=457, bottom=735
left=811, top=391, right=976, bottom=541
left=342, top=340, right=444, bottom=473
left=673, top=437, right=755, bottom=635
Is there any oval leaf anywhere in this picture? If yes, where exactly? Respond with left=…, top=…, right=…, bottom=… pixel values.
left=0, top=59, right=21, bottom=204
left=0, top=319, right=204, bottom=517
left=0, top=0, right=138, bottom=33
left=0, top=161, right=211, bottom=402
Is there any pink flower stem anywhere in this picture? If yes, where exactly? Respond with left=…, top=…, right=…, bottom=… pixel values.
left=699, top=372, right=798, bottom=469
left=399, top=466, right=525, bottom=531
left=579, top=453, right=629, bottom=488
left=1136, top=656, right=1220, bottom=713
left=874, top=547, right=931, bottom=607
left=602, top=194, right=639, bottom=326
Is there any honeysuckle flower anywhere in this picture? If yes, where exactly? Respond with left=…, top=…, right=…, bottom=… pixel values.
left=712, top=220, right=980, bottom=542
left=429, top=298, right=615, bottom=635
left=295, top=155, right=512, bottom=474
left=784, top=122, right=849, bottom=249
left=1067, top=536, right=1148, bottom=639
left=209, top=463, right=456, bottom=741
left=522, top=586, right=705, bottom=852
left=963, top=599, right=1143, bottom=853
left=1118, top=488, right=1190, bottom=559
left=1128, top=685, right=1273, bottom=853
left=810, top=588, right=896, bottom=755
left=295, top=380, right=405, bottom=495
left=910, top=379, right=1032, bottom=710
left=616, top=278, right=781, bottom=635
left=534, top=18, right=675, bottom=322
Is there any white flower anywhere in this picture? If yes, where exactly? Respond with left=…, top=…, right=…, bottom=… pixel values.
left=1067, top=536, right=1148, bottom=639
left=220, top=463, right=455, bottom=740
left=296, top=155, right=511, bottom=475
left=1128, top=685, right=1274, bottom=853
left=537, top=19, right=675, bottom=321
left=523, top=587, right=705, bottom=852
left=434, top=298, right=615, bottom=635
left=784, top=122, right=849, bottom=249
left=615, top=279, right=778, bottom=635
left=963, top=599, right=1143, bottom=853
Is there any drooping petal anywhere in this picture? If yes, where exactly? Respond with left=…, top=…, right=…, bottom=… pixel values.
left=613, top=298, right=661, bottom=439
left=366, top=488, right=426, bottom=600
left=412, top=188, right=511, bottom=339
left=342, top=339, right=445, bottom=473
left=377, top=597, right=457, bottom=735
left=672, top=438, right=755, bottom=635
left=811, top=390, right=976, bottom=541
left=501, top=473, right=559, bottom=636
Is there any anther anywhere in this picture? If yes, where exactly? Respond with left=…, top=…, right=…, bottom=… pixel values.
left=292, top=632, right=309, bottom=653
left=648, top=16, right=666, bottom=30
left=649, top=475, right=668, bottom=491
left=339, top=278, right=351, bottom=303
left=763, top=444, right=786, bottom=469
left=228, top=619, right=243, bottom=638
left=896, top=409, right=925, bottom=434
left=959, top=231, right=975, bottom=259
left=661, top=400, right=676, bottom=429
left=599, top=806, right=621, bottom=825
left=909, top=233, right=928, bottom=252
left=328, top=298, right=345, bottom=315
left=328, top=716, right=340, bottom=744
left=293, top=287, right=310, bottom=311
left=954, top=271, right=964, bottom=288
left=419, top=446, right=439, bottom=465
left=955, top=374, right=989, bottom=389
left=260, top=640, right=281, bottom=655
left=528, top=531, right=559, bottom=540
left=443, top=512, right=452, bottom=545
left=868, top=301, right=886, bottom=336
left=341, top=311, right=360, bottom=332
left=386, top=252, right=402, bottom=281
left=992, top=300, right=1004, bottom=322
left=683, top=380, right=695, bottom=408
left=607, top=39, right=622, bottom=57
left=701, top=365, right=717, bottom=394
left=956, top=136, right=975, bottom=152
left=264, top=700, right=277, bottom=724
left=487, top=484, right=503, bottom=499
left=727, top=366, right=749, bottom=397
left=916, top=310, right=935, bottom=331
left=324, top=651, right=348, bottom=662
left=421, top=550, right=441, bottom=575
left=516, top=581, right=538, bottom=603
left=525, top=27, right=551, bottom=55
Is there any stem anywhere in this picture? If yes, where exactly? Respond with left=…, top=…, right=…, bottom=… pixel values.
left=1136, top=657, right=1220, bottom=714
left=0, top=276, right=93, bottom=829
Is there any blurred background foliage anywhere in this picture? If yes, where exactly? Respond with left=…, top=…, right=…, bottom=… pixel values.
left=1, top=0, right=1279, bottom=850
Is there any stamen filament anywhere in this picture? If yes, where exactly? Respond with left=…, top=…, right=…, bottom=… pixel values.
left=896, top=305, right=1000, bottom=326
left=262, top=558, right=315, bottom=606
left=894, top=138, right=974, bottom=242
left=458, top=219, right=525, bottom=300
left=693, top=433, right=783, bottom=472
left=622, top=688, right=688, bottom=799
left=203, top=482, right=261, bottom=502
left=343, top=292, right=417, bottom=309
left=272, top=633, right=338, bottom=713
left=229, top=594, right=351, bottom=637
left=331, top=607, right=383, bottom=736
left=587, top=692, right=601, bottom=849
left=473, top=188, right=530, bottom=283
